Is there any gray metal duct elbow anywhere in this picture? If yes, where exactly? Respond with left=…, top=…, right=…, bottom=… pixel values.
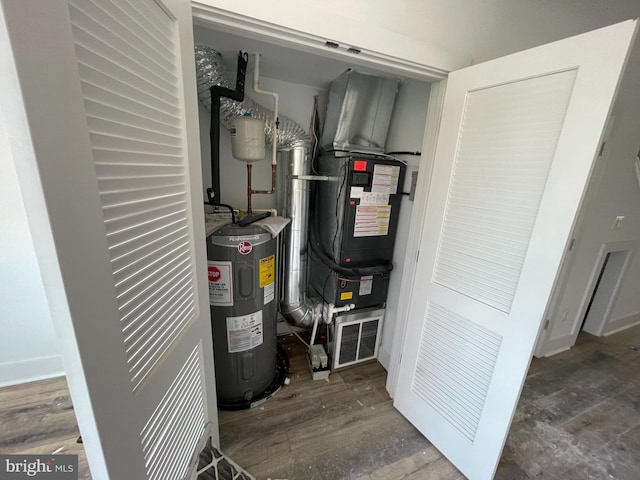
left=194, top=45, right=310, bottom=148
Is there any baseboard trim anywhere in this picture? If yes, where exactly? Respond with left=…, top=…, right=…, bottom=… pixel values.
left=0, top=355, right=64, bottom=388
left=540, top=345, right=571, bottom=358
left=603, top=312, right=640, bottom=336
left=377, top=346, right=390, bottom=372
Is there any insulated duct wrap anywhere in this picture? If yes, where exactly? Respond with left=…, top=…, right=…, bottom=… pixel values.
left=195, top=45, right=310, bottom=148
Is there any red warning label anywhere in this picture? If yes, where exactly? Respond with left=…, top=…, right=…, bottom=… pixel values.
left=208, top=261, right=233, bottom=306
left=208, top=265, right=221, bottom=282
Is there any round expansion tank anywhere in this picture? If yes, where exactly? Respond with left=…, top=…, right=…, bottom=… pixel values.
left=230, top=114, right=265, bottom=162
left=206, top=223, right=277, bottom=407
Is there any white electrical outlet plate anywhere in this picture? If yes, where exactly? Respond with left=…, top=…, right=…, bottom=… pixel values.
left=612, top=215, right=625, bottom=230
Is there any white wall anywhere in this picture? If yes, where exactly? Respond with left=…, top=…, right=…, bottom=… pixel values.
left=0, top=113, right=62, bottom=387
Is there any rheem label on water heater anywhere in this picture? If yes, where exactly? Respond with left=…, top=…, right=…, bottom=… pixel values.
left=226, top=311, right=263, bottom=353
left=208, top=261, right=233, bottom=306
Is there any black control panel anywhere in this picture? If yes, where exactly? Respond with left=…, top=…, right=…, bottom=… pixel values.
left=314, top=155, right=405, bottom=267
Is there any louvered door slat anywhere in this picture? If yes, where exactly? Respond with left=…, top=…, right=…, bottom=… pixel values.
left=440, top=237, right=524, bottom=267
left=109, top=222, right=188, bottom=266
left=122, top=282, right=192, bottom=342
left=116, top=253, right=190, bottom=309
left=104, top=199, right=186, bottom=232
left=96, top=163, right=183, bottom=179
left=127, top=300, right=194, bottom=372
left=100, top=185, right=186, bottom=209
left=108, top=218, right=188, bottom=257
left=71, top=0, right=175, bottom=69
left=69, top=0, right=196, bottom=399
left=98, top=177, right=186, bottom=197
left=87, top=101, right=181, bottom=138
left=434, top=70, right=577, bottom=313
left=445, top=208, right=533, bottom=232
left=434, top=271, right=514, bottom=306
left=141, top=345, right=206, bottom=480
left=104, top=198, right=187, bottom=227
left=412, top=303, right=502, bottom=443
left=81, top=78, right=180, bottom=123
left=117, top=253, right=190, bottom=312
left=74, top=44, right=179, bottom=105
left=90, top=133, right=183, bottom=156
left=119, top=0, right=174, bottom=44
left=109, top=234, right=189, bottom=277
left=94, top=149, right=183, bottom=167
left=68, top=6, right=177, bottom=83
left=88, top=117, right=182, bottom=148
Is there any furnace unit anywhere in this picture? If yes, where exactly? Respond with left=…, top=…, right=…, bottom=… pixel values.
left=310, top=153, right=405, bottom=309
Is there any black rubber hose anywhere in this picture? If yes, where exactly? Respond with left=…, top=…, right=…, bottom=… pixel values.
left=386, top=150, right=421, bottom=156
left=205, top=202, right=236, bottom=225
left=308, top=242, right=393, bottom=278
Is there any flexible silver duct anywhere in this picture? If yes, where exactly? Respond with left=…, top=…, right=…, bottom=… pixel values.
left=194, top=45, right=309, bottom=148
left=276, top=145, right=322, bottom=328
left=195, top=46, right=319, bottom=328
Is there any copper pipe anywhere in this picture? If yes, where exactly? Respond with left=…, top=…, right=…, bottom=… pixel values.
left=250, top=164, right=277, bottom=195
left=246, top=164, right=277, bottom=215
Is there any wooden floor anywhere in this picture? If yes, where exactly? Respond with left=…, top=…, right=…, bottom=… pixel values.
left=0, top=376, right=90, bottom=479
left=1, top=324, right=639, bottom=479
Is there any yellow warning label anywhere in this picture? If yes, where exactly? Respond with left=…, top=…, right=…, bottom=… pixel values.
left=259, top=255, right=275, bottom=288
left=340, top=291, right=353, bottom=300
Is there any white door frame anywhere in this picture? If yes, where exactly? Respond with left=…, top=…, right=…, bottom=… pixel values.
left=385, top=79, right=447, bottom=396
left=533, top=118, right=616, bottom=357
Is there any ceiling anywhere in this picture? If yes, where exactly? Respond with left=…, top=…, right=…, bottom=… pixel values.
left=192, top=24, right=400, bottom=88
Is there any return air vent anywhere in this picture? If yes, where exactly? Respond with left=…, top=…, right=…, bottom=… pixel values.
left=332, top=308, right=385, bottom=370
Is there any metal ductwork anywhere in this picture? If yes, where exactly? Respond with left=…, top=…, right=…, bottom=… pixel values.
left=194, top=45, right=309, bottom=148
left=195, top=46, right=319, bottom=328
left=276, top=145, right=322, bottom=328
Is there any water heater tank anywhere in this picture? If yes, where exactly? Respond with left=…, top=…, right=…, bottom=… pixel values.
left=207, top=224, right=277, bottom=408
left=230, top=114, right=265, bottom=162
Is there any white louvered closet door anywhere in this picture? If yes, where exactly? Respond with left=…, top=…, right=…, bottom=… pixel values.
left=0, top=0, right=216, bottom=479
left=393, top=21, right=637, bottom=480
